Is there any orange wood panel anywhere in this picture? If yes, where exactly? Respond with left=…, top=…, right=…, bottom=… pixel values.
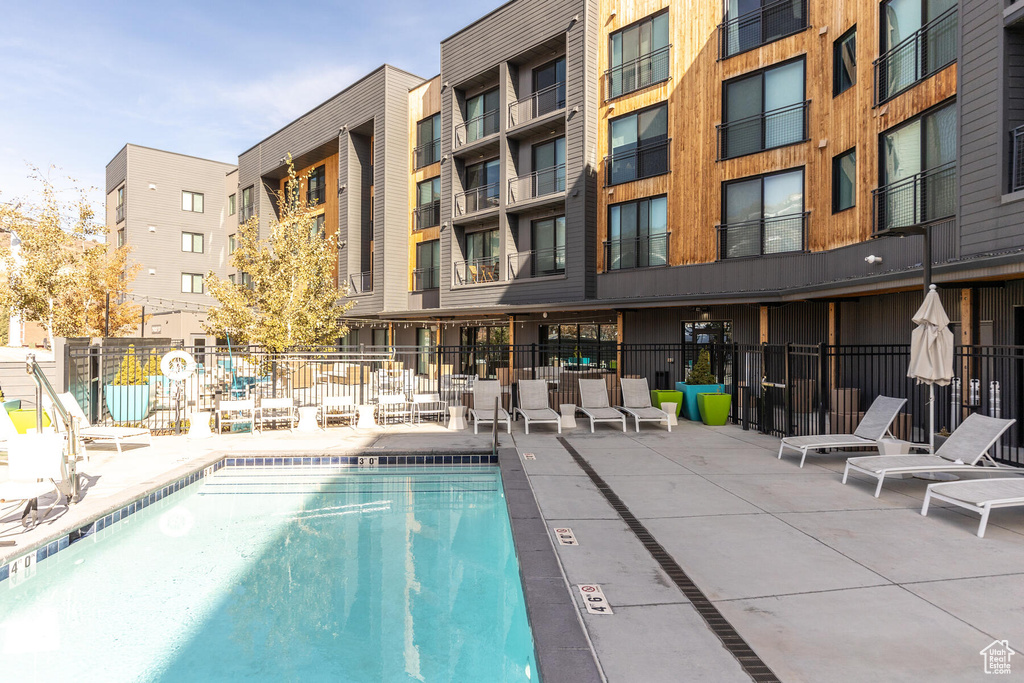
left=409, top=77, right=443, bottom=291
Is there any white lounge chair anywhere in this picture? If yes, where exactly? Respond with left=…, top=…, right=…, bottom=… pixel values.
left=843, top=413, right=1017, bottom=497
left=922, top=477, right=1024, bottom=538
left=617, top=378, right=671, bottom=432
left=51, top=392, right=151, bottom=453
left=515, top=380, right=561, bottom=434
left=254, top=397, right=298, bottom=433
left=377, top=394, right=413, bottom=425
left=412, top=393, right=447, bottom=423
left=321, top=396, right=357, bottom=428
left=0, top=433, right=67, bottom=533
left=576, top=379, right=626, bottom=433
left=216, top=399, right=255, bottom=434
left=778, top=395, right=908, bottom=467
left=470, top=380, right=510, bottom=434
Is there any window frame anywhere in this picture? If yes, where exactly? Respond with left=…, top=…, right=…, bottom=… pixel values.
left=228, top=193, right=236, bottom=216
left=833, top=26, right=857, bottom=96
left=607, top=102, right=670, bottom=186
left=181, top=272, right=204, bottom=294
left=606, top=195, right=670, bottom=270
left=228, top=233, right=237, bottom=254
left=720, top=166, right=807, bottom=259
left=307, top=165, right=326, bottom=206
left=832, top=147, right=857, bottom=213
left=181, top=231, right=204, bottom=253
left=606, top=9, right=671, bottom=100
left=181, top=190, right=204, bottom=213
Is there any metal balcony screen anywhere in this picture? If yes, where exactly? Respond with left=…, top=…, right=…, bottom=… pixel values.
left=719, top=0, right=808, bottom=60
left=874, top=5, right=957, bottom=105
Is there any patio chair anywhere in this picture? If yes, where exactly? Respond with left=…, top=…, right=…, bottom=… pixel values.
left=577, top=379, right=627, bottom=433
left=412, top=393, right=448, bottom=423
left=470, top=380, right=510, bottom=434
left=320, top=396, right=357, bottom=428
left=216, top=399, right=255, bottom=434
left=616, top=378, right=671, bottom=432
left=254, top=397, right=298, bottom=433
left=51, top=392, right=152, bottom=453
left=778, top=395, right=907, bottom=468
left=515, top=380, right=561, bottom=434
left=377, top=394, right=413, bottom=425
left=921, top=476, right=1024, bottom=538
left=842, top=413, right=1017, bottom=497
left=0, top=433, right=67, bottom=533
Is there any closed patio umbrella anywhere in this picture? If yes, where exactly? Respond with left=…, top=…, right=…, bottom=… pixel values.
left=908, top=284, right=954, bottom=454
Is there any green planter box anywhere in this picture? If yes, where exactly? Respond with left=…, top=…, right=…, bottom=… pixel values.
left=697, top=392, right=731, bottom=426
left=676, top=382, right=725, bottom=420
left=649, top=390, right=683, bottom=416
left=104, top=384, right=151, bottom=423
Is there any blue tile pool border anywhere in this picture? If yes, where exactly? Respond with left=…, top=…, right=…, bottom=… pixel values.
left=0, top=452, right=497, bottom=584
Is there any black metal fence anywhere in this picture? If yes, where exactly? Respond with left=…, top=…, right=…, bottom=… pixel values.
left=719, top=0, right=808, bottom=60
left=1012, top=125, right=1024, bottom=193
left=717, top=100, right=809, bottom=160
left=874, top=6, right=957, bottom=105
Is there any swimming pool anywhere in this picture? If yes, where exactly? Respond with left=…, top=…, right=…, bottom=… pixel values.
left=0, top=465, right=539, bottom=682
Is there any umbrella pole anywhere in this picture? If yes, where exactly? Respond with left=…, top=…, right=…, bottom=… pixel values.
left=929, top=384, right=935, bottom=454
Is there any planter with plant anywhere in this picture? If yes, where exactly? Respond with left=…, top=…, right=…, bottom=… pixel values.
left=697, top=392, right=732, bottom=426
left=675, top=349, right=726, bottom=420
left=104, top=345, right=151, bottom=423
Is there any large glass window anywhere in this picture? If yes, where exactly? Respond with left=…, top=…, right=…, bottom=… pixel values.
left=415, top=113, right=441, bottom=168
left=608, top=104, right=669, bottom=185
left=539, top=324, right=618, bottom=369
left=879, top=0, right=956, bottom=101
left=531, top=216, right=566, bottom=276
left=721, top=169, right=805, bottom=258
left=722, top=0, right=808, bottom=59
left=415, top=239, right=440, bottom=290
left=532, top=137, right=566, bottom=196
left=416, top=177, right=441, bottom=229
left=721, top=59, right=805, bottom=159
left=464, top=89, right=499, bottom=144
left=416, top=327, right=436, bottom=375
left=240, top=185, right=254, bottom=221
left=462, top=159, right=500, bottom=213
left=533, top=57, right=566, bottom=115
left=833, top=27, right=857, bottom=96
left=833, top=149, right=856, bottom=213
left=458, top=326, right=509, bottom=378
left=607, top=196, right=668, bottom=270
left=307, top=165, right=326, bottom=205
left=608, top=11, right=670, bottom=98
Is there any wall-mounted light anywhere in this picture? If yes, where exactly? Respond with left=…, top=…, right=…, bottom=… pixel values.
left=148, top=183, right=157, bottom=190
left=609, top=8, right=616, bottom=17
left=339, top=125, right=347, bottom=134
left=865, top=255, right=883, bottom=265
left=148, top=268, right=156, bottom=275
left=339, top=184, right=346, bottom=192
left=441, top=154, right=449, bottom=163
left=148, top=225, right=156, bottom=232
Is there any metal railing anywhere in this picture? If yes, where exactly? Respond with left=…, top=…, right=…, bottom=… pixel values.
left=719, top=0, right=808, bottom=60
left=717, top=212, right=808, bottom=259
left=872, top=162, right=956, bottom=234
left=605, top=139, right=671, bottom=186
left=874, top=6, right=957, bottom=105
left=717, top=100, right=809, bottom=160
left=605, top=45, right=671, bottom=99
left=508, top=165, right=566, bottom=205
left=603, top=232, right=670, bottom=270
left=349, top=271, right=373, bottom=294
left=239, top=203, right=255, bottom=222
left=307, top=186, right=326, bottom=206
left=1011, top=126, right=1024, bottom=192
left=509, top=82, right=566, bottom=127
left=454, top=183, right=499, bottom=216
left=509, top=247, right=566, bottom=279
left=413, top=201, right=441, bottom=230
left=412, top=266, right=440, bottom=291
left=26, top=354, right=81, bottom=504
left=115, top=204, right=125, bottom=223
left=455, top=110, right=499, bottom=148
left=413, top=139, right=441, bottom=169
left=453, top=256, right=500, bottom=285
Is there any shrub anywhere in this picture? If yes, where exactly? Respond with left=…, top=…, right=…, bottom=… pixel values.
left=112, top=345, right=147, bottom=386
left=142, top=352, right=162, bottom=377
left=686, top=349, right=717, bottom=385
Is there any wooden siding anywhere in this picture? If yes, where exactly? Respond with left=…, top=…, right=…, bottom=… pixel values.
left=408, top=77, right=442, bottom=293
left=277, top=153, right=340, bottom=282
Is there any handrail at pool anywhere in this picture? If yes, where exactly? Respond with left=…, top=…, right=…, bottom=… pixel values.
left=26, top=353, right=81, bottom=503
left=491, top=396, right=499, bottom=459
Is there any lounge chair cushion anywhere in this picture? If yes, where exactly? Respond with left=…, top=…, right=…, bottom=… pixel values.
left=844, top=455, right=957, bottom=474
left=580, top=406, right=624, bottom=421
left=926, top=478, right=1024, bottom=506
left=518, top=408, right=559, bottom=421
left=851, top=396, right=908, bottom=441
left=781, top=434, right=874, bottom=449
left=624, top=406, right=666, bottom=420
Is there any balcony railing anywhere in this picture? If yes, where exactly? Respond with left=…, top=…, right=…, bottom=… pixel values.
left=454, top=110, right=499, bottom=148
left=718, top=0, right=808, bottom=60
left=605, top=139, right=671, bottom=186
left=508, top=165, right=566, bottom=205
left=717, top=212, right=808, bottom=259
left=115, top=204, right=125, bottom=223
left=239, top=203, right=254, bottom=222
left=874, top=6, right=957, bottom=105
left=604, top=233, right=670, bottom=271
left=872, top=162, right=956, bottom=235
left=349, top=271, right=373, bottom=294
left=509, top=247, right=565, bottom=279
left=454, top=183, right=499, bottom=216
left=509, top=82, right=566, bottom=127
left=412, top=267, right=440, bottom=291
left=717, top=100, right=809, bottom=160
left=413, top=139, right=441, bottom=169
left=308, top=186, right=326, bottom=206
left=413, top=201, right=441, bottom=230
left=605, top=45, right=671, bottom=100
left=1012, top=126, right=1024, bottom=193
left=453, top=256, right=500, bottom=285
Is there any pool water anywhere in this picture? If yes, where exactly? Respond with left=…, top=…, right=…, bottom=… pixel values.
left=0, top=466, right=539, bottom=682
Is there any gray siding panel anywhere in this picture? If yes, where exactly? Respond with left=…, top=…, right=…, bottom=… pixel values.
left=106, top=146, right=128, bottom=194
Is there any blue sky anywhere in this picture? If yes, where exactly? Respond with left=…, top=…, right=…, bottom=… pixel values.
left=0, top=0, right=487, bottom=209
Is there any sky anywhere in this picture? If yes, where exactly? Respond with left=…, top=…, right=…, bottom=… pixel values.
left=0, top=0, right=488, bottom=210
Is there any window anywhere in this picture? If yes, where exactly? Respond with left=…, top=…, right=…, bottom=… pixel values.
left=532, top=57, right=566, bottom=115
left=117, top=229, right=126, bottom=247
left=372, top=328, right=389, bottom=347
left=539, top=324, right=617, bottom=368
left=607, top=196, right=669, bottom=270
left=459, top=159, right=500, bottom=214
left=531, top=137, right=566, bottom=196
left=720, top=59, right=806, bottom=160
left=311, top=214, right=326, bottom=239
left=832, top=148, right=856, bottom=213
left=115, top=186, right=125, bottom=223
left=415, top=177, right=441, bottom=229
left=229, top=234, right=237, bottom=254
left=458, top=326, right=508, bottom=377
left=460, top=228, right=499, bottom=283
left=530, top=216, right=566, bottom=276
left=608, top=11, right=670, bottom=98
left=682, top=321, right=732, bottom=378
left=308, top=165, right=326, bottom=205
left=181, top=273, right=204, bottom=293
left=415, top=240, right=440, bottom=290
left=462, top=89, right=499, bottom=144
left=240, top=272, right=252, bottom=288
left=240, top=185, right=254, bottom=221
left=416, top=327, right=436, bottom=375
left=228, top=274, right=235, bottom=284
left=608, top=104, right=669, bottom=185
left=720, top=168, right=805, bottom=258
left=182, top=191, right=204, bottom=213
left=721, top=0, right=809, bottom=59
left=181, top=232, right=204, bottom=253
left=228, top=193, right=236, bottom=216
left=833, top=27, right=856, bottom=96
left=878, top=0, right=957, bottom=103
left=415, top=113, right=441, bottom=168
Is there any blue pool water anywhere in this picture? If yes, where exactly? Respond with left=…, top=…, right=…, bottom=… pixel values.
left=0, top=466, right=539, bottom=682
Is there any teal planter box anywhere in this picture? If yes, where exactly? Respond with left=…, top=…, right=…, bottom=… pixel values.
left=104, top=384, right=151, bottom=423
left=676, top=382, right=725, bottom=420
left=649, top=390, right=683, bottom=416
left=697, top=392, right=731, bottom=426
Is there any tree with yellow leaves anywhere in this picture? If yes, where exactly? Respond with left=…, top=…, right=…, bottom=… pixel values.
left=204, top=157, right=352, bottom=352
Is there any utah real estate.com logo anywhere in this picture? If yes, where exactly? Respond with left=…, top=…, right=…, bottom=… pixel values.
left=980, top=640, right=1015, bottom=675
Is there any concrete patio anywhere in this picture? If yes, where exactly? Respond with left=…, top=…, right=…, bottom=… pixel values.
left=2, top=418, right=1023, bottom=682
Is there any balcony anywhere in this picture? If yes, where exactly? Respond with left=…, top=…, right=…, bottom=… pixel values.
left=239, top=203, right=254, bottom=222
left=115, top=204, right=125, bottom=224
left=509, top=82, right=566, bottom=130
left=508, top=165, right=566, bottom=207
left=413, top=139, right=441, bottom=169
left=718, top=0, right=808, bottom=60
left=717, top=212, right=808, bottom=259
left=605, top=45, right=671, bottom=100
left=413, top=201, right=441, bottom=230
left=453, top=256, right=500, bottom=285
left=604, top=233, right=670, bottom=270
left=605, top=139, right=671, bottom=186
left=412, top=267, right=439, bottom=291
left=717, top=101, right=809, bottom=160
left=454, top=110, right=499, bottom=149
left=348, top=271, right=373, bottom=295
left=454, top=183, right=499, bottom=219
left=1012, top=126, right=1024, bottom=192
left=874, top=6, right=956, bottom=105
left=872, top=162, right=956, bottom=235
left=509, top=247, right=565, bottom=279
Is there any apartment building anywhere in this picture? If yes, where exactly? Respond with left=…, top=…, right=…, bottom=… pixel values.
left=105, top=144, right=237, bottom=343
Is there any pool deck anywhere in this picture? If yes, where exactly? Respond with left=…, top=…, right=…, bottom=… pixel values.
left=3, top=419, right=1024, bottom=682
